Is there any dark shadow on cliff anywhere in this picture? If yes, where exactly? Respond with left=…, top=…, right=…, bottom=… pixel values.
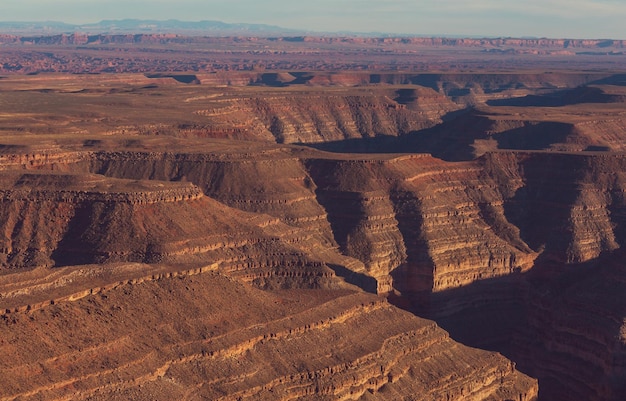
left=300, top=107, right=591, bottom=161
left=491, top=121, right=576, bottom=150
left=312, top=188, right=367, bottom=254
left=486, top=85, right=624, bottom=107
left=387, top=190, right=434, bottom=297
left=51, top=204, right=102, bottom=267
left=501, top=153, right=586, bottom=254
left=327, top=263, right=378, bottom=294
left=387, top=250, right=626, bottom=401
left=251, top=72, right=313, bottom=87
left=393, top=272, right=528, bottom=355
left=590, top=73, right=626, bottom=86
left=145, top=73, right=200, bottom=84
left=300, top=108, right=481, bottom=161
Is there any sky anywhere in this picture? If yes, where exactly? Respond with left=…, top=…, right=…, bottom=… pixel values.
left=0, top=0, right=625, bottom=39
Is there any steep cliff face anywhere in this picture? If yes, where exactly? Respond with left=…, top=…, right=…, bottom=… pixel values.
left=0, top=172, right=201, bottom=268
left=508, top=255, right=626, bottom=401
left=303, top=154, right=537, bottom=296
left=304, top=157, right=408, bottom=293
left=443, top=152, right=626, bottom=401
left=87, top=146, right=626, bottom=296
left=484, top=152, right=626, bottom=263
left=326, top=151, right=626, bottom=401
left=0, top=170, right=359, bottom=290
left=90, top=150, right=338, bottom=247
left=190, top=88, right=459, bottom=144
left=7, top=143, right=626, bottom=294
left=89, top=149, right=538, bottom=295
left=0, top=147, right=541, bottom=401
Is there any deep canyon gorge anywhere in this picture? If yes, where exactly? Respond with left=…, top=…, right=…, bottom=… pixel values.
left=0, top=35, right=625, bottom=400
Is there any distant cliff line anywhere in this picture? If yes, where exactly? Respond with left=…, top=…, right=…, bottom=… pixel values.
left=0, top=33, right=624, bottom=49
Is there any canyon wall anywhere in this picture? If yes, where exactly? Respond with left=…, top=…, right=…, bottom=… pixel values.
left=85, top=145, right=626, bottom=400
left=185, top=88, right=460, bottom=143
left=0, top=170, right=358, bottom=291
left=8, top=143, right=618, bottom=297
left=1, top=73, right=626, bottom=399
left=2, top=137, right=626, bottom=399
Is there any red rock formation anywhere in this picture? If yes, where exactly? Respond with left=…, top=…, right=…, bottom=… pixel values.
left=186, top=88, right=459, bottom=143
left=0, top=271, right=538, bottom=401
left=80, top=143, right=626, bottom=399
left=1, top=71, right=626, bottom=399
left=0, top=171, right=354, bottom=292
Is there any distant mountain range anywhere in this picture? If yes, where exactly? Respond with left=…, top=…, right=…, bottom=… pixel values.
left=0, top=19, right=301, bottom=35
left=0, top=20, right=619, bottom=40
left=0, top=19, right=486, bottom=38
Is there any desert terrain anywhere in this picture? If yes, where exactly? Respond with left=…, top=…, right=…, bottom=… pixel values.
left=0, top=34, right=626, bottom=400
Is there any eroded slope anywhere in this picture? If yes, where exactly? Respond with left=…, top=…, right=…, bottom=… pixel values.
left=0, top=170, right=362, bottom=291
left=0, top=268, right=538, bottom=401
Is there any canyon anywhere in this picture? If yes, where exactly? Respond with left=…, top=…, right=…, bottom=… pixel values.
left=0, top=35, right=626, bottom=400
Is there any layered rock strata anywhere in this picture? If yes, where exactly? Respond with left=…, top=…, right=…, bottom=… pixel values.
left=88, top=146, right=626, bottom=400
left=2, top=136, right=626, bottom=399
left=0, top=270, right=538, bottom=401
left=3, top=142, right=626, bottom=295
left=189, top=88, right=459, bottom=144
left=0, top=170, right=358, bottom=291
left=88, top=148, right=538, bottom=294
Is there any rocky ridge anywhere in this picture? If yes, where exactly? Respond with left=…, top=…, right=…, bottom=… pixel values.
left=0, top=272, right=538, bottom=401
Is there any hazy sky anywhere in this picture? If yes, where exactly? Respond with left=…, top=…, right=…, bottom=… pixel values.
left=1, top=0, right=624, bottom=39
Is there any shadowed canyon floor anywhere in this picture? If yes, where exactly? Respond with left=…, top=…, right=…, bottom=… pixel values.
left=1, top=65, right=626, bottom=400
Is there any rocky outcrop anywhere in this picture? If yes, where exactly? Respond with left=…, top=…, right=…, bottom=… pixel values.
left=0, top=171, right=358, bottom=291
left=0, top=271, right=538, bottom=401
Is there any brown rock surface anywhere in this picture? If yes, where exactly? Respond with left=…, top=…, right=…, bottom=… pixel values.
left=83, top=142, right=626, bottom=400
left=507, top=255, right=626, bottom=401
left=2, top=69, right=626, bottom=400
left=0, top=140, right=541, bottom=400
left=0, top=170, right=358, bottom=291
left=0, top=269, right=537, bottom=401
